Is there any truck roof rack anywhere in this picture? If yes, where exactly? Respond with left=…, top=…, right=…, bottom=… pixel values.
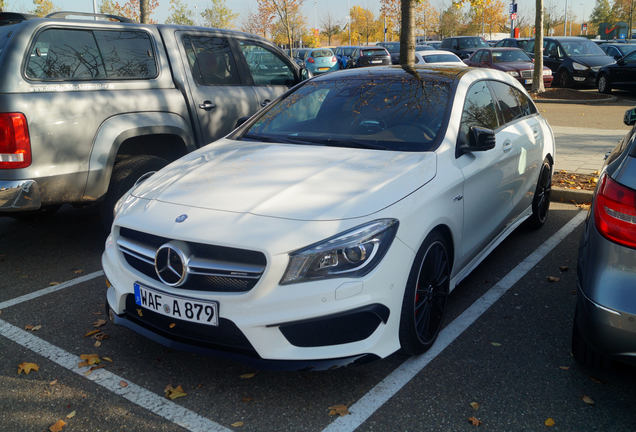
left=45, top=11, right=135, bottom=24
left=0, top=12, right=38, bottom=26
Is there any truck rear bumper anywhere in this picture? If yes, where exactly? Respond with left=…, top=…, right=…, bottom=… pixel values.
left=0, top=180, right=41, bottom=212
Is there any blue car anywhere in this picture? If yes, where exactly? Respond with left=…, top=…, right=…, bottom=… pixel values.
left=334, top=46, right=356, bottom=69
left=304, top=48, right=339, bottom=74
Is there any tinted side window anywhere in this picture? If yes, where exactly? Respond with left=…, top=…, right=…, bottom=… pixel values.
left=490, top=81, right=527, bottom=124
left=625, top=51, right=636, bottom=64
left=93, top=30, right=157, bottom=79
left=26, top=28, right=105, bottom=80
left=472, top=51, right=483, bottom=62
left=182, top=35, right=240, bottom=86
left=458, top=81, right=499, bottom=146
left=239, top=41, right=295, bottom=86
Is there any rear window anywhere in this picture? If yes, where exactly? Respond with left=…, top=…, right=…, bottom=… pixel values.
left=25, top=28, right=157, bottom=81
left=458, top=37, right=488, bottom=49
left=361, top=49, right=387, bottom=56
left=311, top=49, right=333, bottom=58
left=422, top=54, right=461, bottom=63
left=492, top=49, right=531, bottom=63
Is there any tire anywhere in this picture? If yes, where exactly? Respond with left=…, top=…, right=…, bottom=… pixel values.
left=100, top=155, right=168, bottom=230
left=399, top=230, right=451, bottom=355
left=527, top=160, right=552, bottom=229
left=598, top=74, right=611, bottom=94
left=572, top=307, right=606, bottom=370
left=555, top=70, right=574, bottom=88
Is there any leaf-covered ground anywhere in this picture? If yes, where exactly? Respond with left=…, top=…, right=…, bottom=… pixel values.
left=553, top=170, right=598, bottom=191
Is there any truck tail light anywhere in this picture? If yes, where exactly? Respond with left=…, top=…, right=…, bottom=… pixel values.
left=0, top=113, right=31, bottom=169
left=594, top=173, right=636, bottom=248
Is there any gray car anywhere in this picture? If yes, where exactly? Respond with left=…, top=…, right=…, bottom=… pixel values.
left=573, top=106, right=636, bottom=368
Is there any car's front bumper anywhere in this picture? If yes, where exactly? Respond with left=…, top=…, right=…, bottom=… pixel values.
left=572, top=68, right=599, bottom=86
left=0, top=180, right=41, bottom=212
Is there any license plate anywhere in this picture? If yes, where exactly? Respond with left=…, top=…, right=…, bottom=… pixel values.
left=371, top=60, right=382, bottom=63
left=318, top=67, right=329, bottom=71
left=524, top=79, right=532, bottom=84
left=134, top=283, right=219, bottom=326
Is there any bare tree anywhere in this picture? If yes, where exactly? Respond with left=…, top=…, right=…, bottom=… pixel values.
left=531, top=0, right=545, bottom=93
left=321, top=12, right=341, bottom=45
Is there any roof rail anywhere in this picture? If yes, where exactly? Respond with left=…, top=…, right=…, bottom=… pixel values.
left=45, top=11, right=135, bottom=24
left=0, top=12, right=38, bottom=26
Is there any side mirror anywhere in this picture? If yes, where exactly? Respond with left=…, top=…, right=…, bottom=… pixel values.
left=617, top=57, right=626, bottom=66
left=300, top=67, right=313, bottom=81
left=458, top=126, right=496, bottom=156
left=235, top=116, right=250, bottom=129
left=624, top=108, right=636, bottom=126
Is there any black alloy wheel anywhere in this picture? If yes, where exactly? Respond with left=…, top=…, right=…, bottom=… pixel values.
left=527, top=160, right=552, bottom=229
left=399, top=231, right=450, bottom=355
left=556, top=70, right=574, bottom=88
left=598, top=74, right=612, bottom=94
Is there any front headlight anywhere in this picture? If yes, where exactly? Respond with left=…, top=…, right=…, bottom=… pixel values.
left=280, top=219, right=399, bottom=285
left=506, top=71, right=520, bottom=77
left=572, top=62, right=588, bottom=70
left=543, top=69, right=552, bottom=76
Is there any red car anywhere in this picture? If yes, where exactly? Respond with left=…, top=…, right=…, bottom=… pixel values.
left=465, top=47, right=553, bottom=88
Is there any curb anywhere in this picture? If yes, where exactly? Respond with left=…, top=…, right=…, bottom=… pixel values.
left=533, top=95, right=617, bottom=104
left=551, top=186, right=593, bottom=204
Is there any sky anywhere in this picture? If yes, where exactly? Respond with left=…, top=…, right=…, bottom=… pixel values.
left=5, top=0, right=599, bottom=35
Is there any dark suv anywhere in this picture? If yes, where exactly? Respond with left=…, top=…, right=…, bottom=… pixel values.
left=542, top=37, right=615, bottom=87
left=440, top=36, right=489, bottom=59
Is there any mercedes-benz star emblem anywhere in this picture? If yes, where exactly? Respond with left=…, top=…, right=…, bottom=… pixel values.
left=154, top=242, right=189, bottom=286
left=175, top=214, right=188, bottom=223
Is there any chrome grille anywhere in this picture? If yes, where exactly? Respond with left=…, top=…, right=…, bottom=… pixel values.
left=117, top=227, right=266, bottom=293
left=520, top=70, right=533, bottom=78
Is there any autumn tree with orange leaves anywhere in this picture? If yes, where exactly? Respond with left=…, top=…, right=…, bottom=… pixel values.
left=100, top=0, right=158, bottom=23
left=257, top=0, right=305, bottom=57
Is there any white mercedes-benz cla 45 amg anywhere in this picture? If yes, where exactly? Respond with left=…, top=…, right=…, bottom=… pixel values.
left=102, top=66, right=555, bottom=370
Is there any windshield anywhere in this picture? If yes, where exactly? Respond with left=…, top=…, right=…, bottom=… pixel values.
left=423, top=54, right=461, bottom=63
left=492, top=50, right=531, bottom=63
left=560, top=39, right=605, bottom=56
left=458, top=37, right=488, bottom=49
left=518, top=39, right=534, bottom=53
left=240, top=75, right=452, bottom=152
left=361, top=49, right=388, bottom=56
left=311, top=49, right=333, bottom=58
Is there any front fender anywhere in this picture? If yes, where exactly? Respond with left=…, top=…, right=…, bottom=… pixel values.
left=83, top=112, right=195, bottom=200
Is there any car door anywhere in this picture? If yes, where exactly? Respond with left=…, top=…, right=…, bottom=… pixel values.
left=234, top=39, right=299, bottom=111
left=177, top=32, right=255, bottom=145
left=455, top=80, right=509, bottom=265
left=543, top=40, right=561, bottom=73
left=489, top=81, right=543, bottom=222
left=615, top=51, right=636, bottom=89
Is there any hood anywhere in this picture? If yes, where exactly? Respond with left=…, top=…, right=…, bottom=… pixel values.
left=494, top=61, right=534, bottom=71
left=569, top=55, right=615, bottom=67
left=131, top=139, right=437, bottom=221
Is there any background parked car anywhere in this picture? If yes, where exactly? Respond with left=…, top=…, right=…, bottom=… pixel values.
left=542, top=37, right=615, bottom=87
left=573, top=107, right=636, bottom=369
left=291, top=48, right=310, bottom=67
left=304, top=48, right=339, bottom=74
left=346, top=46, right=391, bottom=68
left=376, top=41, right=401, bottom=64
left=426, top=41, right=442, bottom=49
left=495, top=37, right=535, bottom=56
left=415, top=50, right=466, bottom=66
left=597, top=50, right=636, bottom=94
left=465, top=47, right=553, bottom=88
left=334, top=45, right=356, bottom=69
left=599, top=43, right=636, bottom=60
left=440, top=36, right=489, bottom=59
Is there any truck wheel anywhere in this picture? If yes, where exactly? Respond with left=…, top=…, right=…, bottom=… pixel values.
left=100, top=155, right=168, bottom=231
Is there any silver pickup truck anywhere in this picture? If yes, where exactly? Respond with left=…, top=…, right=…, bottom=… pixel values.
left=0, top=12, right=309, bottom=226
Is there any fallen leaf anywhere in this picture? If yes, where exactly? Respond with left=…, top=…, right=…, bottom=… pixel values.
left=94, top=341, right=101, bottom=348
left=119, top=380, right=128, bottom=388
left=78, top=354, right=100, bottom=367
left=242, top=396, right=253, bottom=403
left=559, top=266, right=569, bottom=272
left=84, top=329, right=100, bottom=337
left=49, top=282, right=60, bottom=286
left=136, top=309, right=143, bottom=317
left=94, top=333, right=109, bottom=341
left=49, top=419, right=66, bottom=432
left=590, top=376, right=603, bottom=384
left=84, top=365, right=106, bottom=375
left=93, top=319, right=107, bottom=328
left=231, top=421, right=244, bottom=427
left=559, top=366, right=570, bottom=371
left=468, top=416, right=482, bottom=426
left=239, top=372, right=256, bottom=379
left=169, top=323, right=176, bottom=329
left=490, top=342, right=502, bottom=347
left=49, top=379, right=58, bottom=386
left=101, top=357, right=113, bottom=363
left=328, top=404, right=350, bottom=417
left=547, top=276, right=560, bottom=282
left=545, top=417, right=555, bottom=427
left=164, top=384, right=187, bottom=400
left=470, top=401, right=480, bottom=410
left=24, top=324, right=42, bottom=331
left=582, top=395, right=595, bottom=405
left=73, top=269, right=84, bottom=274
left=17, top=362, right=39, bottom=375
left=66, top=410, right=76, bottom=419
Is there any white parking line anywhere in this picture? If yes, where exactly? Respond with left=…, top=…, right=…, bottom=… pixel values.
left=0, top=270, right=104, bottom=310
left=0, top=319, right=231, bottom=432
left=322, top=210, right=588, bottom=432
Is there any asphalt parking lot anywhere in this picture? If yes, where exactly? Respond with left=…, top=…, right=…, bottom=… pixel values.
left=1, top=202, right=636, bottom=432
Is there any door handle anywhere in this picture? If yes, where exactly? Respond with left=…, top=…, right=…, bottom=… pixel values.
left=199, top=101, right=216, bottom=111
left=260, top=99, right=271, bottom=107
left=502, top=141, right=512, bottom=152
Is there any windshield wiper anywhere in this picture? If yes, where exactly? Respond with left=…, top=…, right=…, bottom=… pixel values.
left=297, top=136, right=390, bottom=150
left=240, top=133, right=306, bottom=144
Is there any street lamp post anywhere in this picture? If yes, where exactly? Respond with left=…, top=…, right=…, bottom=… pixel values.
left=564, top=0, right=568, bottom=35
